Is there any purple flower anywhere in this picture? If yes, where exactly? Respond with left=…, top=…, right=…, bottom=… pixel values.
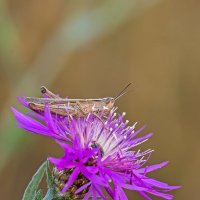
left=12, top=103, right=180, bottom=200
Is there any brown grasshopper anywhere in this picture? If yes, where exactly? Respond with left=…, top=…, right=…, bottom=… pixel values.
left=24, top=83, right=131, bottom=118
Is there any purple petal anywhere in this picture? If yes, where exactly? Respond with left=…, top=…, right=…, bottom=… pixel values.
left=137, top=161, right=169, bottom=173
left=129, top=125, right=146, bottom=139
left=146, top=189, right=174, bottom=200
left=118, top=187, right=128, bottom=200
left=93, top=185, right=107, bottom=200
left=82, top=187, right=93, bottom=200
left=44, top=106, right=59, bottom=134
left=81, top=167, right=107, bottom=187
left=129, top=133, right=153, bottom=147
left=12, top=107, right=51, bottom=137
left=143, top=178, right=181, bottom=190
left=62, top=167, right=80, bottom=193
left=17, top=97, right=29, bottom=107
left=139, top=192, right=152, bottom=200
left=120, top=183, right=147, bottom=191
left=75, top=182, right=91, bottom=194
left=27, top=112, right=45, bottom=121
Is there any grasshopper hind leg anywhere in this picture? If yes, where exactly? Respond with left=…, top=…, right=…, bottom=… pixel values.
left=40, top=86, right=60, bottom=99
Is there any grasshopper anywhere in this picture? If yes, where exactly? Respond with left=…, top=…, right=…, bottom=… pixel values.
left=24, top=83, right=131, bottom=118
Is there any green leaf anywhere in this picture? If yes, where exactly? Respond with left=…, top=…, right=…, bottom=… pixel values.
left=33, top=190, right=43, bottom=200
left=43, top=161, right=56, bottom=200
left=46, top=160, right=53, bottom=187
left=43, top=189, right=54, bottom=200
left=22, top=161, right=47, bottom=200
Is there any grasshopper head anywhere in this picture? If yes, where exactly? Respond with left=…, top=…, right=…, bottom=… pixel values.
left=103, top=97, right=115, bottom=110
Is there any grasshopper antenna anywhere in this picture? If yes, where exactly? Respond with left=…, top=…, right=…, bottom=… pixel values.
left=114, top=83, right=132, bottom=101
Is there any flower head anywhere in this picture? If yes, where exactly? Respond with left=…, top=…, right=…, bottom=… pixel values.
left=12, top=100, right=180, bottom=200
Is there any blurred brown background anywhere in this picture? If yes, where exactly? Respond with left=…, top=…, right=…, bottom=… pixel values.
left=0, top=0, right=199, bottom=199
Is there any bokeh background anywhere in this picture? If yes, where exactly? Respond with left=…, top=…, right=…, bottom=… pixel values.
left=0, top=0, right=199, bottom=199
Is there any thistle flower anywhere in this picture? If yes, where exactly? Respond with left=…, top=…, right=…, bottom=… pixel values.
left=12, top=102, right=180, bottom=200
